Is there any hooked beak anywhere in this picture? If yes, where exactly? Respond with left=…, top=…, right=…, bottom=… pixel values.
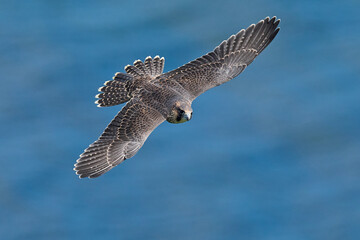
left=184, top=111, right=192, bottom=121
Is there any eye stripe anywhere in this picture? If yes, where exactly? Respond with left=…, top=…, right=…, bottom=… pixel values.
left=176, top=114, right=182, bottom=122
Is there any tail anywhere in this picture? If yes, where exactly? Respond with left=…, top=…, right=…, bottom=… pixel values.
left=95, top=55, right=165, bottom=107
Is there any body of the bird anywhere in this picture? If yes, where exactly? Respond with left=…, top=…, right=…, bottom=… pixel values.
left=74, top=16, right=280, bottom=178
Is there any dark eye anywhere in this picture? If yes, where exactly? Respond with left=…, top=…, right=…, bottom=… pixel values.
left=179, top=109, right=185, bottom=114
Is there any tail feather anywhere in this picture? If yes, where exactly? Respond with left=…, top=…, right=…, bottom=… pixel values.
left=95, top=73, right=133, bottom=107
left=125, top=55, right=164, bottom=78
left=96, top=56, right=165, bottom=107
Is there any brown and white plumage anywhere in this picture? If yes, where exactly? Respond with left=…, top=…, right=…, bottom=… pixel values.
left=75, top=99, right=165, bottom=178
left=74, top=16, right=280, bottom=178
left=164, top=16, right=280, bottom=99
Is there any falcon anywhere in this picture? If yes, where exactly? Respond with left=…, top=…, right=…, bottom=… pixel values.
left=74, top=16, right=280, bottom=178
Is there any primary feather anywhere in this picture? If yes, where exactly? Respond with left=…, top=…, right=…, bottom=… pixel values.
left=75, top=16, right=280, bottom=178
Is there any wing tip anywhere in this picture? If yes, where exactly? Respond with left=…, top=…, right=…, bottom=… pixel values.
left=263, top=16, right=281, bottom=25
left=73, top=165, right=109, bottom=179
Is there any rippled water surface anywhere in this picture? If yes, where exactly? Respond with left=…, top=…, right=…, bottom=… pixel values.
left=1, top=0, right=359, bottom=239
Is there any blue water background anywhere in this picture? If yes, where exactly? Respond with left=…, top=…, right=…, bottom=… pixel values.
left=0, top=0, right=359, bottom=239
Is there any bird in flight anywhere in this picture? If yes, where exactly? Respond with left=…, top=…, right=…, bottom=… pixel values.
left=74, top=16, right=280, bottom=178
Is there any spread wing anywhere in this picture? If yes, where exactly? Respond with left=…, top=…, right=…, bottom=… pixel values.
left=166, top=16, right=280, bottom=99
left=74, top=99, right=165, bottom=178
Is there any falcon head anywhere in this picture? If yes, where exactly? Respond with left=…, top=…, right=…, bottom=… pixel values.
left=167, top=101, right=193, bottom=124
